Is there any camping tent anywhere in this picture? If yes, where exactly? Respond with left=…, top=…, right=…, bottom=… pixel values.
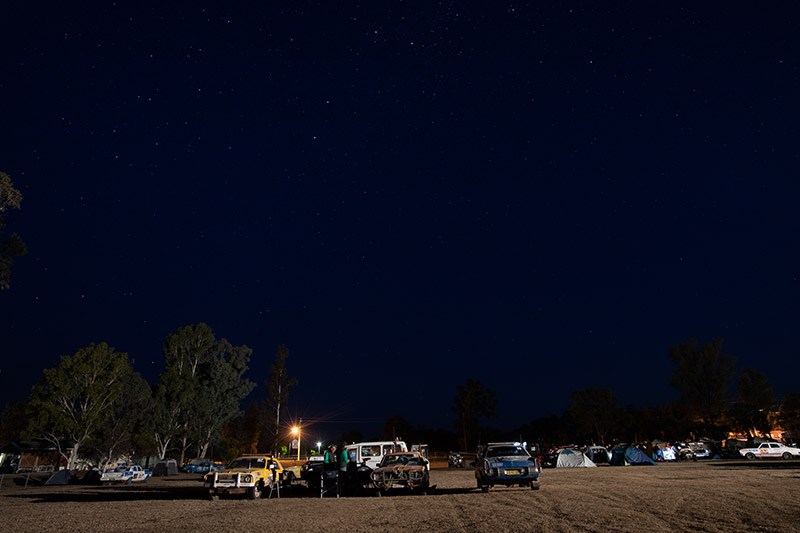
left=624, top=446, right=656, bottom=465
left=586, top=446, right=610, bottom=464
left=45, top=470, right=73, bottom=485
left=153, top=459, right=178, bottom=476
left=609, top=444, right=656, bottom=466
left=556, top=448, right=597, bottom=468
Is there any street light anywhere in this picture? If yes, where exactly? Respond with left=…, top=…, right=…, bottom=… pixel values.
left=317, top=441, right=322, bottom=455
left=291, top=426, right=301, bottom=461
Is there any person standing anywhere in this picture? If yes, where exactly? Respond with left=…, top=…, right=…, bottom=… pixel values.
left=324, top=444, right=339, bottom=468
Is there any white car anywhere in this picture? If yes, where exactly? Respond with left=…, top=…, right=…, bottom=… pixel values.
left=100, top=464, right=152, bottom=483
left=739, top=442, right=800, bottom=460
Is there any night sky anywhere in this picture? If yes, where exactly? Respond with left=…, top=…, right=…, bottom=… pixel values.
left=2, top=2, right=799, bottom=435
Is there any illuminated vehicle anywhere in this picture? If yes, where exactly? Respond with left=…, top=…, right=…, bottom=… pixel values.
left=739, top=442, right=800, bottom=460
left=475, top=442, right=540, bottom=492
left=100, top=464, right=151, bottom=483
left=206, top=455, right=284, bottom=499
left=371, top=451, right=430, bottom=493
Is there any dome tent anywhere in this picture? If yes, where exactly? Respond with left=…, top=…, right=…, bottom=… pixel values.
left=556, top=448, right=597, bottom=468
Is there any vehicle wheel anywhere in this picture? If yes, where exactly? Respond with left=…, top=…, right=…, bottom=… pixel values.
left=782, top=452, right=792, bottom=460
left=531, top=482, right=540, bottom=491
left=481, top=485, right=489, bottom=493
left=745, top=452, right=756, bottom=460
left=247, top=482, right=262, bottom=500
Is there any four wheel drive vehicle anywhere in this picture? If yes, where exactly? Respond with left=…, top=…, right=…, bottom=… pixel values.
left=345, top=441, right=408, bottom=471
left=371, top=451, right=431, bottom=494
left=206, top=455, right=286, bottom=499
left=739, top=442, right=800, bottom=460
left=475, top=442, right=541, bottom=492
left=100, top=464, right=152, bottom=483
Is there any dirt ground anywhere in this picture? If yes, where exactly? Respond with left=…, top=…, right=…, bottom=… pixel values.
left=1, top=461, right=799, bottom=532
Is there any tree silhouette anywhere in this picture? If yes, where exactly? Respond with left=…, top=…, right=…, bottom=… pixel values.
left=266, top=345, right=297, bottom=454
left=567, top=387, right=624, bottom=445
left=0, top=171, right=26, bottom=289
left=669, top=338, right=735, bottom=428
left=452, top=379, right=495, bottom=452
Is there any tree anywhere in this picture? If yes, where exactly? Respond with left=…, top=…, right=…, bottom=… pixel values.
left=567, top=387, right=625, bottom=445
left=27, top=343, right=134, bottom=469
left=738, top=368, right=775, bottom=409
left=266, top=345, right=297, bottom=454
left=383, top=415, right=414, bottom=442
left=775, top=393, right=800, bottom=443
left=452, top=379, right=496, bottom=452
left=87, top=371, right=153, bottom=469
left=190, top=339, right=255, bottom=458
left=669, top=338, right=736, bottom=426
left=0, top=171, right=26, bottom=289
left=152, top=323, right=254, bottom=463
left=152, top=323, right=216, bottom=461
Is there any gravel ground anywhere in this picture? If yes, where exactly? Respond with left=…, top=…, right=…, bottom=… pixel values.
left=1, top=461, right=799, bottom=532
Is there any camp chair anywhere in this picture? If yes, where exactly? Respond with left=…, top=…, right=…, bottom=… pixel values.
left=320, top=463, right=339, bottom=498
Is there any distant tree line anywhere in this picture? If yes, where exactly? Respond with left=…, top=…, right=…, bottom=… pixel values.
left=1, top=324, right=299, bottom=470
left=3, top=335, right=800, bottom=466
left=387, top=338, right=800, bottom=453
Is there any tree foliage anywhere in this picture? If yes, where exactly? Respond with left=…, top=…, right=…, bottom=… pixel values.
left=775, top=393, right=800, bottom=443
left=265, top=344, right=297, bottom=454
left=452, top=379, right=496, bottom=452
left=152, top=323, right=254, bottom=462
left=27, top=342, right=134, bottom=469
left=668, top=338, right=736, bottom=426
left=567, top=387, right=625, bottom=445
left=86, top=371, right=153, bottom=468
left=0, top=171, right=26, bottom=290
left=191, top=339, right=255, bottom=458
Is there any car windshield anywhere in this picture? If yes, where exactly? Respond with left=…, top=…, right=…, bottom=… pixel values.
left=380, top=454, right=425, bottom=467
left=487, top=446, right=528, bottom=457
left=227, top=458, right=266, bottom=469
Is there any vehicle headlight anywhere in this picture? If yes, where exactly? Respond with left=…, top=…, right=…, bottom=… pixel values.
left=244, top=474, right=252, bottom=483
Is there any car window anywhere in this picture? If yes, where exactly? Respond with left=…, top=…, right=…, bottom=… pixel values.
left=487, top=446, right=528, bottom=457
left=361, top=445, right=380, bottom=457
left=381, top=454, right=424, bottom=467
left=383, top=444, right=400, bottom=455
left=228, top=458, right=266, bottom=469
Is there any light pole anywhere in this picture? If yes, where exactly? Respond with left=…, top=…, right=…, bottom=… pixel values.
left=291, top=426, right=301, bottom=461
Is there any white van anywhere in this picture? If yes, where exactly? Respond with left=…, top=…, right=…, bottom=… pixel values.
left=345, top=441, right=408, bottom=470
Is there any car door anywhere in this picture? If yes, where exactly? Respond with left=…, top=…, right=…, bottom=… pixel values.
left=769, top=443, right=782, bottom=457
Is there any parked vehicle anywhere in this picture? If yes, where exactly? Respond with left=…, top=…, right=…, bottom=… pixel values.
left=344, top=440, right=408, bottom=471
left=206, top=455, right=285, bottom=499
left=740, top=442, right=800, bottom=460
left=448, top=452, right=465, bottom=468
left=371, top=451, right=430, bottom=494
left=100, top=464, right=152, bottom=483
left=475, top=442, right=541, bottom=492
left=181, top=459, right=224, bottom=474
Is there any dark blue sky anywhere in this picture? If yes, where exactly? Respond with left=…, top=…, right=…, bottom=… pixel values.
left=2, top=2, right=799, bottom=434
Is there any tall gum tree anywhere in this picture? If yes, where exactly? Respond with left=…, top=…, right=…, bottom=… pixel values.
left=27, top=343, right=134, bottom=469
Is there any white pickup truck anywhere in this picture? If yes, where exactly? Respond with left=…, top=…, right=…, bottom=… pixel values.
left=100, top=464, right=152, bottom=483
left=739, top=442, right=800, bottom=460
